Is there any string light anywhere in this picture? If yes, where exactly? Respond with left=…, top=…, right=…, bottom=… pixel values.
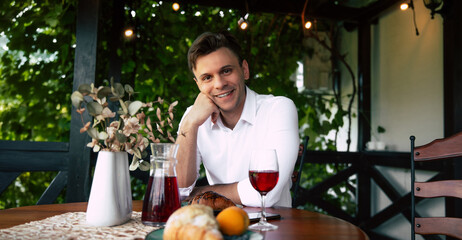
left=238, top=17, right=248, bottom=30
left=304, top=21, right=312, bottom=29
left=124, top=28, right=134, bottom=38
left=400, top=2, right=409, bottom=11
left=172, top=2, right=180, bottom=11
left=401, top=0, right=419, bottom=36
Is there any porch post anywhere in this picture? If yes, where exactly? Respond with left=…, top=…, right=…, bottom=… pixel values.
left=67, top=0, right=100, bottom=202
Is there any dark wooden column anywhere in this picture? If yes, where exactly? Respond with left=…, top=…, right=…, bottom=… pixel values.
left=357, top=21, right=372, bottom=226
left=443, top=0, right=462, bottom=222
left=108, top=0, right=124, bottom=83
left=357, top=22, right=372, bottom=152
left=67, top=0, right=100, bottom=202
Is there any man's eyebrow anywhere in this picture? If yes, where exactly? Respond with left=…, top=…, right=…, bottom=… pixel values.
left=221, top=64, right=233, bottom=69
left=198, top=65, right=234, bottom=79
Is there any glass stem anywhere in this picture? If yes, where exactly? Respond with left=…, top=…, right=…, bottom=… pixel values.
left=260, top=194, right=268, bottom=223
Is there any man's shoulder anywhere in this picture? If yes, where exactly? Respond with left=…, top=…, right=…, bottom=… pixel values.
left=255, top=93, right=295, bottom=107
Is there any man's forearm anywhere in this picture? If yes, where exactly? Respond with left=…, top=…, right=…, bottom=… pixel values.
left=175, top=119, right=200, bottom=188
left=190, top=183, right=242, bottom=205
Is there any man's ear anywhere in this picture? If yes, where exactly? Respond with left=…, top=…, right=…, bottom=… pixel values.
left=194, top=77, right=201, bottom=90
left=242, top=60, right=250, bottom=80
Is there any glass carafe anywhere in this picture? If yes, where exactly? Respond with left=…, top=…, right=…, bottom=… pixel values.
left=141, top=143, right=180, bottom=226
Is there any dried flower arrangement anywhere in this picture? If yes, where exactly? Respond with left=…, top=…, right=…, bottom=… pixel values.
left=71, top=80, right=178, bottom=171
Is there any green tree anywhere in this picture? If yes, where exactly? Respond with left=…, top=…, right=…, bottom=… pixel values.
left=1, top=1, right=354, bottom=214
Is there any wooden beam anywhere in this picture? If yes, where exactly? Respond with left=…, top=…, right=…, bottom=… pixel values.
left=0, top=141, right=69, bottom=171
left=67, top=0, right=100, bottom=203
left=443, top=0, right=462, bottom=224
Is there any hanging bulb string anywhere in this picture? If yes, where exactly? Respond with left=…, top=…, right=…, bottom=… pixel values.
left=410, top=0, right=419, bottom=36
left=301, top=0, right=309, bottom=30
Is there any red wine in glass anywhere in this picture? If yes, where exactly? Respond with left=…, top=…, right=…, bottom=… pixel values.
left=248, top=149, right=279, bottom=231
left=249, top=170, right=279, bottom=195
left=141, top=176, right=180, bottom=225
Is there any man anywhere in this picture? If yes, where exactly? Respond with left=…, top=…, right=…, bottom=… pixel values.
left=175, top=31, right=299, bottom=207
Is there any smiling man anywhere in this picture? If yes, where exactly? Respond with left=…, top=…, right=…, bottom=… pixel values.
left=175, top=31, right=299, bottom=207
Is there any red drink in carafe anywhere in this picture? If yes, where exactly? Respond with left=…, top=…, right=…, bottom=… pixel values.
left=141, top=176, right=180, bottom=226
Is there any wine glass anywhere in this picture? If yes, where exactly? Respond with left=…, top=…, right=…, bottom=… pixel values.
left=248, top=149, right=279, bottom=231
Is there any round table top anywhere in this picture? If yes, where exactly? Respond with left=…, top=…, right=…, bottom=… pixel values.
left=0, top=200, right=369, bottom=240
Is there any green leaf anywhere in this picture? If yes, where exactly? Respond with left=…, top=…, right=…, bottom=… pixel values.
left=128, top=101, right=143, bottom=116
left=71, top=91, right=83, bottom=108
left=124, top=84, right=135, bottom=95
left=98, top=131, right=108, bottom=140
left=86, top=102, right=103, bottom=116
left=377, top=126, right=386, bottom=134
left=97, top=86, right=112, bottom=99
left=119, top=99, right=128, bottom=115
left=115, top=132, right=127, bottom=143
left=87, top=127, right=98, bottom=139
left=139, top=160, right=151, bottom=171
left=78, top=84, right=91, bottom=95
left=129, top=157, right=140, bottom=171
left=112, top=82, right=125, bottom=98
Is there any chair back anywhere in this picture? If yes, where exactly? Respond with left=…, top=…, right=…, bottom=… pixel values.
left=410, top=132, right=462, bottom=240
left=291, top=136, right=309, bottom=207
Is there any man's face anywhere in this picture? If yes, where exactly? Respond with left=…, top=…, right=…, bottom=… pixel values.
left=193, top=47, right=249, bottom=115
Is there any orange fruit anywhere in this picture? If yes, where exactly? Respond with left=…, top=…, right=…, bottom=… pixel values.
left=216, top=206, right=250, bottom=236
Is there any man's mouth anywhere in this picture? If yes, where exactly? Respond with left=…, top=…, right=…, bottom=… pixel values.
left=215, top=89, right=234, bottom=98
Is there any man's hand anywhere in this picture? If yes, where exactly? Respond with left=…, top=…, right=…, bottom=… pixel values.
left=187, top=92, right=220, bottom=126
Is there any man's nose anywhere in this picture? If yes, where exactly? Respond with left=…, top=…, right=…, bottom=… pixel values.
left=214, top=75, right=226, bottom=88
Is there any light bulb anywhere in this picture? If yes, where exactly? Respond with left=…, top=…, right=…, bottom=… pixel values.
left=240, top=21, right=248, bottom=30
left=124, top=28, right=134, bottom=38
left=400, top=3, right=409, bottom=11
left=172, top=3, right=180, bottom=11
left=238, top=18, right=248, bottom=30
left=304, top=21, right=312, bottom=29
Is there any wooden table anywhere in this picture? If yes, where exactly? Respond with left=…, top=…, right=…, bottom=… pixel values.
left=0, top=201, right=369, bottom=239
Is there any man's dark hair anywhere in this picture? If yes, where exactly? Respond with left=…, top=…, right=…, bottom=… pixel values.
left=187, top=31, right=243, bottom=72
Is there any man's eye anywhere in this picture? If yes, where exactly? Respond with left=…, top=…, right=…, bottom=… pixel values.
left=222, top=69, right=232, bottom=75
left=202, top=76, right=212, bottom=81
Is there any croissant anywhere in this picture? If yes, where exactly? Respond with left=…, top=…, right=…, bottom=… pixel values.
left=189, top=191, right=236, bottom=211
left=163, top=205, right=223, bottom=240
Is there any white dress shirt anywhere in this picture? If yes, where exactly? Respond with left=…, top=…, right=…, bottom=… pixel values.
left=178, top=87, right=299, bottom=207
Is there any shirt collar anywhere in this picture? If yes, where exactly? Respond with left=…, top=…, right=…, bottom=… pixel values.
left=240, top=86, right=256, bottom=125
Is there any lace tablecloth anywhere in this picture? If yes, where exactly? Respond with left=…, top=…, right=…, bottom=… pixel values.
left=0, top=211, right=159, bottom=240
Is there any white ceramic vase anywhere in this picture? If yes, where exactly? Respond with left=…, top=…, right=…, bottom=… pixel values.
left=86, top=151, right=132, bottom=227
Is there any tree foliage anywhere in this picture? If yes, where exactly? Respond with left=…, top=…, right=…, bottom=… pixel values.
left=0, top=0, right=355, bottom=213
left=0, top=0, right=76, bottom=142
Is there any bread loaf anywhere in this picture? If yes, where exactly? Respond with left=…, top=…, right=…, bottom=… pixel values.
left=163, top=205, right=223, bottom=240
left=189, top=191, right=236, bottom=211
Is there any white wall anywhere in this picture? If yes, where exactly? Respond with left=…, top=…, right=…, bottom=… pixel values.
left=337, top=1, right=445, bottom=239
left=369, top=1, right=444, bottom=239
left=371, top=1, right=444, bottom=152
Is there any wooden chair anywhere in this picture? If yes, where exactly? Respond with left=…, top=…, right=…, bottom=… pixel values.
left=291, top=136, right=309, bottom=207
left=410, top=132, right=462, bottom=240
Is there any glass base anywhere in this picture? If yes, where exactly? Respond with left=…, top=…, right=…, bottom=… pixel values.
left=248, top=221, right=278, bottom=231
left=142, top=221, right=166, bottom=227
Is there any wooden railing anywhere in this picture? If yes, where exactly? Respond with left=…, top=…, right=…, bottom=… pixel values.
left=0, top=141, right=70, bottom=204
left=1, top=141, right=450, bottom=239
left=293, top=150, right=448, bottom=240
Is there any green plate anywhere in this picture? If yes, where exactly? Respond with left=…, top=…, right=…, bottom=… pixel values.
left=145, top=229, right=263, bottom=240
